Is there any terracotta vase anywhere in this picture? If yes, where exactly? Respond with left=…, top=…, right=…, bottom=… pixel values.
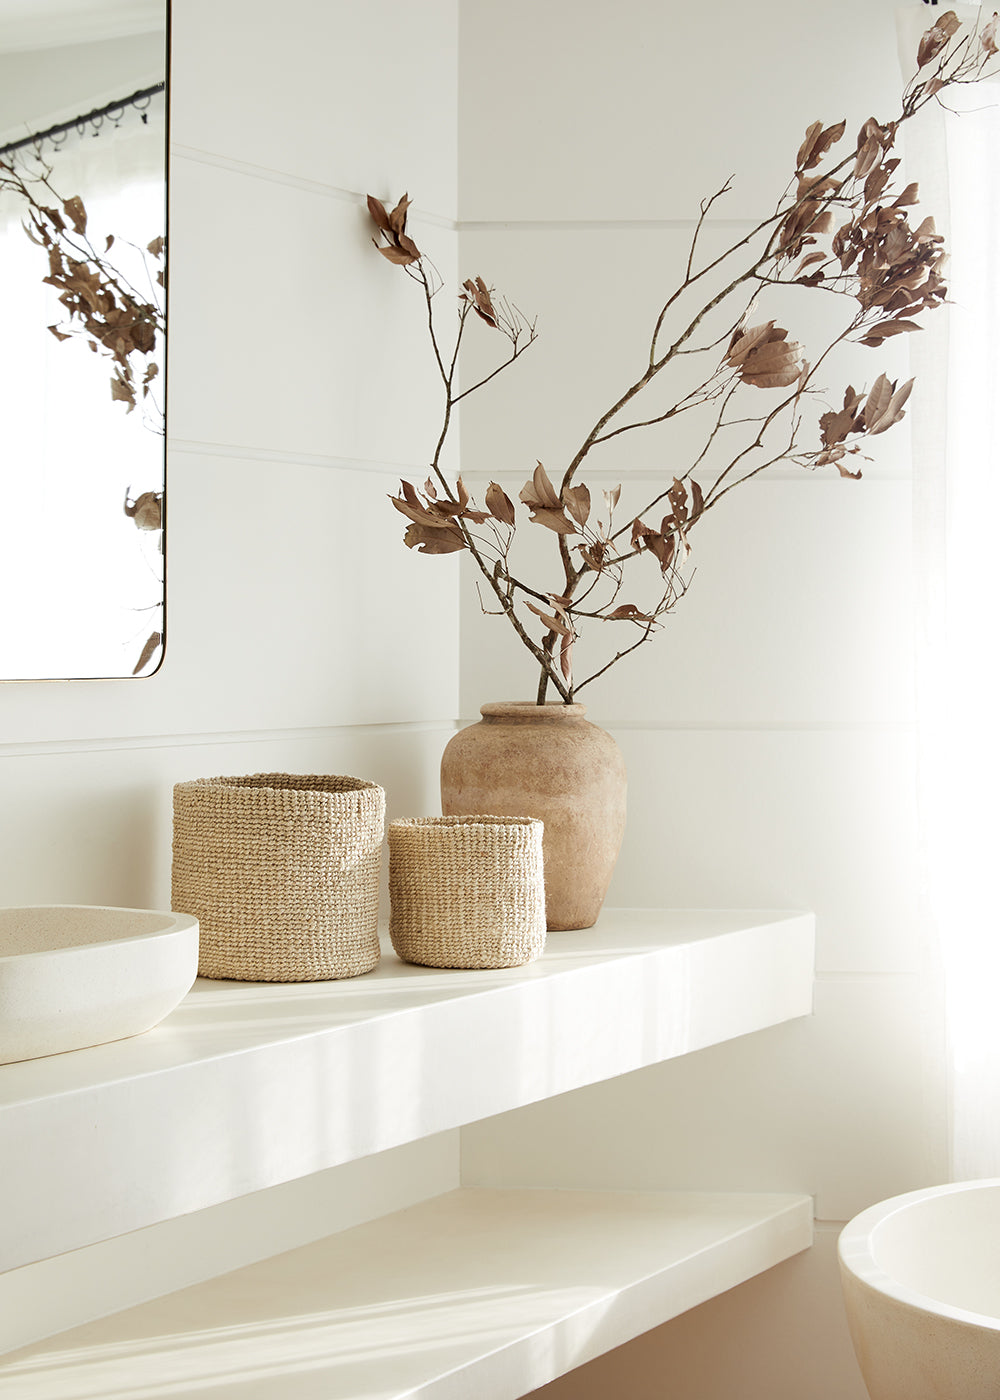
left=440, top=701, right=627, bottom=931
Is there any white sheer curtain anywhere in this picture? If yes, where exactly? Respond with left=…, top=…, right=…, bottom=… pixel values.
left=899, top=6, right=1000, bottom=1179
left=0, top=103, right=165, bottom=678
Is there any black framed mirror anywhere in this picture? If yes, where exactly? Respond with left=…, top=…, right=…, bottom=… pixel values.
left=0, top=0, right=167, bottom=680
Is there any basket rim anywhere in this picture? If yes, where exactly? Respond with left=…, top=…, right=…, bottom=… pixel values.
left=175, top=772, right=384, bottom=798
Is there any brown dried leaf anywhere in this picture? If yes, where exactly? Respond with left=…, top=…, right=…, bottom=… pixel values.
left=132, top=631, right=162, bottom=675
left=917, top=10, right=961, bottom=67
left=533, top=461, right=561, bottom=509
left=388, top=194, right=412, bottom=235
left=835, top=458, right=864, bottom=480
left=526, top=601, right=572, bottom=636
left=863, top=373, right=893, bottom=428
left=146, top=235, right=163, bottom=257
left=367, top=195, right=392, bottom=233
left=607, top=603, right=655, bottom=622
left=559, top=630, right=574, bottom=683
left=110, top=373, right=135, bottom=410
left=461, top=275, right=499, bottom=328
left=867, top=377, right=915, bottom=435
left=47, top=324, right=72, bottom=342
left=390, top=493, right=456, bottom=528
left=795, top=250, right=828, bottom=276
left=124, top=490, right=162, bottom=530
left=403, top=522, right=467, bottom=553
left=378, top=243, right=420, bottom=266
left=562, top=483, right=591, bottom=528
left=690, top=478, right=705, bottom=519
left=631, top=518, right=656, bottom=548
left=62, top=195, right=87, bottom=235
left=734, top=328, right=804, bottom=389
left=579, top=543, right=607, bottom=571
left=982, top=13, right=999, bottom=55
left=796, top=118, right=846, bottom=171
left=486, top=481, right=516, bottom=526
left=859, top=318, right=923, bottom=347
left=855, top=136, right=881, bottom=179
left=648, top=532, right=678, bottom=573
left=527, top=506, right=577, bottom=535
left=727, top=321, right=777, bottom=366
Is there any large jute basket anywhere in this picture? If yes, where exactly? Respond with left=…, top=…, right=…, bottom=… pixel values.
left=172, top=773, right=384, bottom=982
left=388, top=815, right=546, bottom=969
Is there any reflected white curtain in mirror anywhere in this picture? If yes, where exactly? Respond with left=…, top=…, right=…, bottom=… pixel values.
left=0, top=104, right=164, bottom=679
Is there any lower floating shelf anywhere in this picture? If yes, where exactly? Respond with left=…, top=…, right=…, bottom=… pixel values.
left=0, top=1187, right=812, bottom=1400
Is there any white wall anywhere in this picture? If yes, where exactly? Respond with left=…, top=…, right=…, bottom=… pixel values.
left=0, top=0, right=462, bottom=1353
left=1, top=0, right=948, bottom=1389
left=456, top=2, right=945, bottom=1397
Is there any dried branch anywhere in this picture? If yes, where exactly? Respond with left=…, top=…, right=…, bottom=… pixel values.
left=369, top=10, right=996, bottom=704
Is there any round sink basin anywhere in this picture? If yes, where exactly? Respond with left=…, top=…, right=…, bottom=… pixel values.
left=0, top=905, right=199, bottom=1064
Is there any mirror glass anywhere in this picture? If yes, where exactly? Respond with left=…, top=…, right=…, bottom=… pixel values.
left=0, top=0, right=167, bottom=679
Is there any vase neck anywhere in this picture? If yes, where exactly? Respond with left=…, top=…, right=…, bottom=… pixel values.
left=480, top=701, right=587, bottom=725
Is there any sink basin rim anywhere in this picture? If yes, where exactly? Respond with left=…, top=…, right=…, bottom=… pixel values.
left=0, top=905, right=199, bottom=962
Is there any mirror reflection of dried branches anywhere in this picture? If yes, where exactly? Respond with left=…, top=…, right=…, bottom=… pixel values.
left=0, top=0, right=167, bottom=680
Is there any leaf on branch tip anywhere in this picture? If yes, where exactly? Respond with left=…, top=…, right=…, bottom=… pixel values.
left=368, top=192, right=421, bottom=264
left=796, top=118, right=846, bottom=171
left=917, top=11, right=962, bottom=67
left=461, top=276, right=499, bottom=327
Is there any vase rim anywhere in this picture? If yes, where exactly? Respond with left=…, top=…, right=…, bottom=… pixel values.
left=479, top=700, right=587, bottom=720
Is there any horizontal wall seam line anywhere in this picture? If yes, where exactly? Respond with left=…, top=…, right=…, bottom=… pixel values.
left=458, top=217, right=758, bottom=232
left=167, top=439, right=422, bottom=476
left=458, top=466, right=913, bottom=484
left=813, top=970, right=931, bottom=982
left=170, top=145, right=456, bottom=227
left=0, top=720, right=458, bottom=760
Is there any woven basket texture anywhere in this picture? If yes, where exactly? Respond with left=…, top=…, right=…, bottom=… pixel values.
left=388, top=815, right=546, bottom=969
left=172, top=773, right=385, bottom=982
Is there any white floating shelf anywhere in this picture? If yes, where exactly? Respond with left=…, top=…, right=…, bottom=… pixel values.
left=0, top=909, right=814, bottom=1272
left=0, top=1187, right=814, bottom=1400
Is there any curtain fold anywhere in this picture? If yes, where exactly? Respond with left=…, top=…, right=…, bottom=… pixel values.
left=898, top=6, right=1000, bottom=1179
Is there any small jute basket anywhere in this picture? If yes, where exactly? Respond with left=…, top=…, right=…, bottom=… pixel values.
left=388, top=815, right=546, bottom=969
left=172, top=773, right=385, bottom=982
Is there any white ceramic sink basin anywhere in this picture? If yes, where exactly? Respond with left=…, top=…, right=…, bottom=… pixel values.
left=0, top=906, right=199, bottom=1064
